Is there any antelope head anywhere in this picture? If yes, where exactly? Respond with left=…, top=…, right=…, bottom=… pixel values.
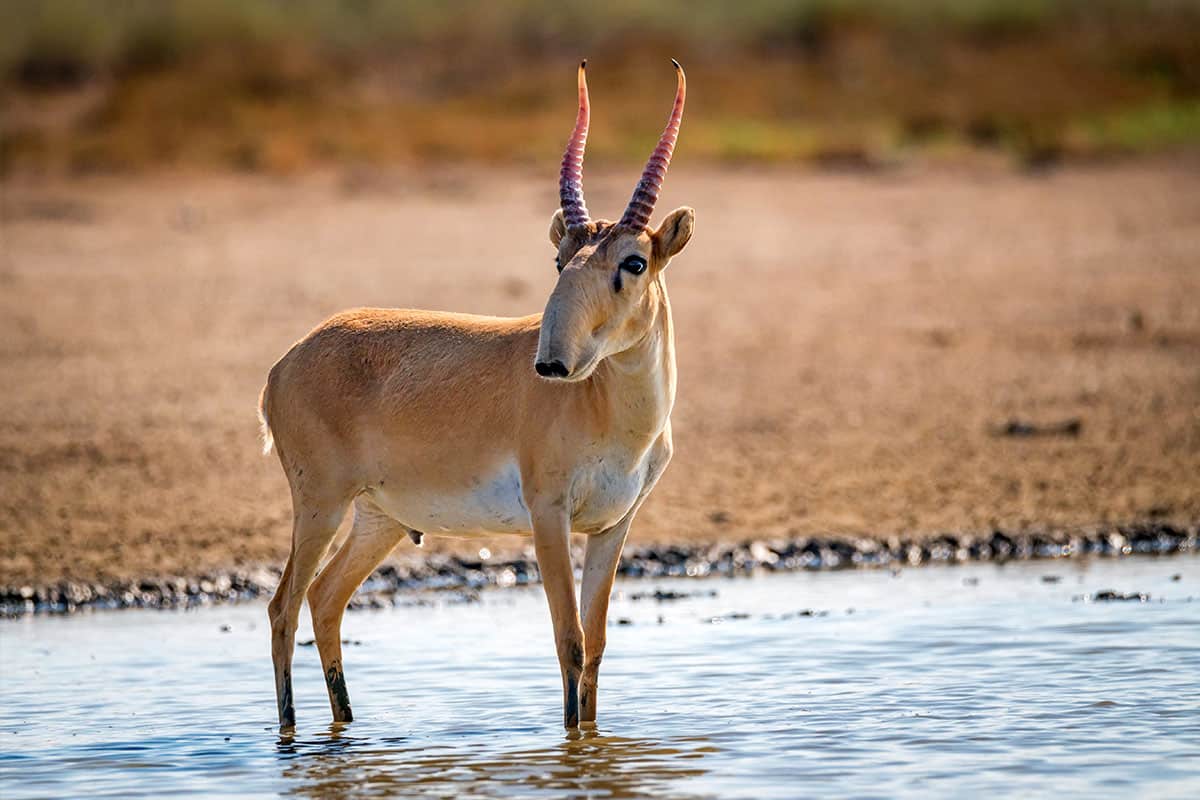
left=535, top=60, right=695, bottom=382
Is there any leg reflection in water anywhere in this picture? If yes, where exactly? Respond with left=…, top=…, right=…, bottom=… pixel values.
left=277, top=723, right=717, bottom=799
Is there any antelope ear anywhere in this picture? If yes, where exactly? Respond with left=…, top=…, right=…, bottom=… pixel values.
left=549, top=209, right=568, bottom=247
left=652, top=206, right=695, bottom=262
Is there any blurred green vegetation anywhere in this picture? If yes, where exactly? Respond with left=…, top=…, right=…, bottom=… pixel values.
left=2, top=0, right=1198, bottom=174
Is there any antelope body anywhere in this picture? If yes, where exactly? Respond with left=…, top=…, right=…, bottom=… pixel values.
left=260, top=61, right=693, bottom=730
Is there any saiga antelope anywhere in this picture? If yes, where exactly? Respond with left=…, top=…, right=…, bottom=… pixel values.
left=259, top=60, right=693, bottom=731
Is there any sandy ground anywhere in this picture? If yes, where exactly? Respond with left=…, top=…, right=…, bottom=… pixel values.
left=1, top=160, right=1198, bottom=586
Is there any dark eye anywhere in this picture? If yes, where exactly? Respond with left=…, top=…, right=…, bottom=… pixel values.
left=554, top=256, right=562, bottom=273
left=620, top=255, right=647, bottom=275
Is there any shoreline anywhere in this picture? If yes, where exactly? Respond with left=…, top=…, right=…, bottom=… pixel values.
left=3, top=521, right=1194, bottom=618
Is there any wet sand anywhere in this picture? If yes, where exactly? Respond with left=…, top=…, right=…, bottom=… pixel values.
left=2, top=160, right=1199, bottom=589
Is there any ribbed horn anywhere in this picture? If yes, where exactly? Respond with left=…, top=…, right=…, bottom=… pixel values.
left=619, top=59, right=686, bottom=230
left=558, top=60, right=590, bottom=228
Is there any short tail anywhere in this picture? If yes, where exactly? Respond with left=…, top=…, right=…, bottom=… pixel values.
left=257, top=383, right=274, bottom=456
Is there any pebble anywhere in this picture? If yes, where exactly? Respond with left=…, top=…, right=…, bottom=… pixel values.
left=1, top=522, right=1194, bottom=617
left=1089, top=590, right=1151, bottom=603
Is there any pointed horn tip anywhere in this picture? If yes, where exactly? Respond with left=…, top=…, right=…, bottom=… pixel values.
left=581, top=59, right=587, bottom=69
left=671, top=58, right=682, bottom=71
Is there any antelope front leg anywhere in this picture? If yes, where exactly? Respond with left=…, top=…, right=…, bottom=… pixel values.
left=531, top=507, right=585, bottom=728
left=578, top=513, right=633, bottom=726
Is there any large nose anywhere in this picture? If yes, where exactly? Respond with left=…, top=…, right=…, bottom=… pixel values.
left=535, top=360, right=570, bottom=379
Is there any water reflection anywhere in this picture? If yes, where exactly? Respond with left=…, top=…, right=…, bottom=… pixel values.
left=278, top=725, right=715, bottom=799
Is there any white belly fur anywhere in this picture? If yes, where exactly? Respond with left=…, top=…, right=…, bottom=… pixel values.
left=371, top=461, right=533, bottom=536
left=368, top=453, right=649, bottom=537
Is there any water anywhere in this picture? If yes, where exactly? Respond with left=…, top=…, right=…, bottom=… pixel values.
left=2, top=557, right=1197, bottom=799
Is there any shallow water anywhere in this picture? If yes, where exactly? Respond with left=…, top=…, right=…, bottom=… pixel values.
left=2, top=557, right=1197, bottom=799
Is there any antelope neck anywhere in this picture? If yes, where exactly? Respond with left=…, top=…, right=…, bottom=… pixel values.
left=593, top=279, right=675, bottom=449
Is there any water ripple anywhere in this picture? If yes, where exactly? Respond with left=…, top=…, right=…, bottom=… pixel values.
left=1, top=557, right=1197, bottom=798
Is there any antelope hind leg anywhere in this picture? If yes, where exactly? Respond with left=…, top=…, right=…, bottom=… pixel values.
left=307, top=499, right=407, bottom=723
left=270, top=495, right=350, bottom=731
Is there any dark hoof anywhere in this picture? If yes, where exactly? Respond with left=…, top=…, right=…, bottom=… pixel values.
left=564, top=674, right=579, bottom=728
left=325, top=664, right=353, bottom=722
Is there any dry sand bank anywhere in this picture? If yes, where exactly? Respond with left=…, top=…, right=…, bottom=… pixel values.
left=1, top=161, right=1198, bottom=586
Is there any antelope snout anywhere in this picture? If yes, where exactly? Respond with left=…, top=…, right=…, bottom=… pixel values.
left=535, top=360, right=570, bottom=379
left=536, top=289, right=590, bottom=381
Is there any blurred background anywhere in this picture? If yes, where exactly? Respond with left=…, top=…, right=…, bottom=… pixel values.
left=3, top=0, right=1200, bottom=174
left=1, top=0, right=1198, bottom=588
